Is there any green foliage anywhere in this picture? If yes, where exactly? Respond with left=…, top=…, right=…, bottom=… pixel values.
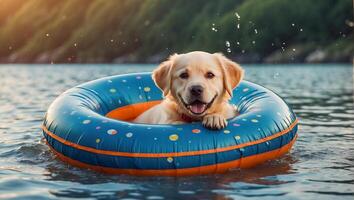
left=0, top=0, right=352, bottom=62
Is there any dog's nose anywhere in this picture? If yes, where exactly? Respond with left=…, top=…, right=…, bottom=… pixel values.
left=190, top=85, right=204, bottom=96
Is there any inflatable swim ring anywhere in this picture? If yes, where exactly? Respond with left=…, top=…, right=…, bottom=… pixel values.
left=42, top=72, right=298, bottom=176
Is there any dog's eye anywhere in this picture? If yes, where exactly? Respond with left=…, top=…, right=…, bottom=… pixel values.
left=179, top=72, right=189, bottom=79
left=206, top=72, right=215, bottom=79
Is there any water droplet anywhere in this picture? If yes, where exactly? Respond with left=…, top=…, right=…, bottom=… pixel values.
left=252, top=41, right=256, bottom=45
left=235, top=12, right=240, bottom=19
left=254, top=29, right=258, bottom=34
left=225, top=41, right=231, bottom=47
left=291, top=23, right=295, bottom=27
left=236, top=41, right=240, bottom=45
left=300, top=28, right=303, bottom=32
left=237, top=24, right=240, bottom=29
left=292, top=48, right=296, bottom=52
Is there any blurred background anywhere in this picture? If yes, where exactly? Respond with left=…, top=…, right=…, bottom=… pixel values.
left=0, top=0, right=352, bottom=64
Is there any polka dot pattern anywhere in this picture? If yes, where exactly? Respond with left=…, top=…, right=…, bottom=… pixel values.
left=109, top=88, right=117, bottom=93
left=169, top=134, right=179, bottom=141
left=192, top=129, right=201, bottom=134
left=223, top=130, right=231, bottom=134
left=107, top=129, right=118, bottom=135
left=82, top=119, right=91, bottom=124
left=144, top=87, right=151, bottom=92
left=167, top=157, right=174, bottom=163
left=126, top=132, right=133, bottom=138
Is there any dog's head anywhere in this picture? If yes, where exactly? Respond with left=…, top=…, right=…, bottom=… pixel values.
left=153, top=51, right=244, bottom=118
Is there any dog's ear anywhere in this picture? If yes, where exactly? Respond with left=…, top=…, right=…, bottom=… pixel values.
left=152, top=54, right=177, bottom=96
left=214, top=53, right=244, bottom=97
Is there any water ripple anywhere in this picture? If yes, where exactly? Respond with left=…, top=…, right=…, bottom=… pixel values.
left=0, top=64, right=353, bottom=199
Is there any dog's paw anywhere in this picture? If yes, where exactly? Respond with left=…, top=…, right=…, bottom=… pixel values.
left=202, top=114, right=227, bottom=130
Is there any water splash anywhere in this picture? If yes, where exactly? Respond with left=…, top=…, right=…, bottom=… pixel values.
left=211, top=23, right=218, bottom=32
left=235, top=12, right=240, bottom=20
left=235, top=12, right=241, bottom=29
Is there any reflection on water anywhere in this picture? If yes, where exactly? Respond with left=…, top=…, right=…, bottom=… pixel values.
left=0, top=64, right=353, bottom=199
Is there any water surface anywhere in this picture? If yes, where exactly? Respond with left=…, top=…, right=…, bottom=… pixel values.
left=0, top=64, right=353, bottom=199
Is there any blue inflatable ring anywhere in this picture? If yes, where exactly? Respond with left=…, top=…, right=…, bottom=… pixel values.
left=42, top=72, right=298, bottom=176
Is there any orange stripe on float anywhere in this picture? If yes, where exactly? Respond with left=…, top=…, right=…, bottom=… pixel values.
left=106, top=100, right=162, bottom=121
left=47, top=134, right=297, bottom=176
left=42, top=119, right=298, bottom=158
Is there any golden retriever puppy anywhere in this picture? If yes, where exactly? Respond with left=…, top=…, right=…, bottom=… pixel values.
left=134, top=51, right=244, bottom=129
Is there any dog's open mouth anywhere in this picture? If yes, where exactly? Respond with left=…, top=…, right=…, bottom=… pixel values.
left=179, top=95, right=217, bottom=115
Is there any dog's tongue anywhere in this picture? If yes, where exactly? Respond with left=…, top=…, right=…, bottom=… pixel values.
left=190, top=103, right=206, bottom=114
